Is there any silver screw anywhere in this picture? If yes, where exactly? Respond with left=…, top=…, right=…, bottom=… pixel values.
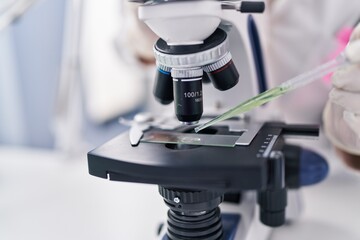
left=173, top=197, right=180, bottom=204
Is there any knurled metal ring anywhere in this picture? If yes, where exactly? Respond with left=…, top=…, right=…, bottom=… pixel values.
left=171, top=68, right=203, bottom=79
left=153, top=36, right=230, bottom=68
left=156, top=62, right=172, bottom=72
left=203, top=52, right=233, bottom=72
left=159, top=186, right=224, bottom=204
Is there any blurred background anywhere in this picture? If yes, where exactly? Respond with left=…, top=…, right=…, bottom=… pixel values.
left=0, top=1, right=168, bottom=239
left=1, top=0, right=360, bottom=240
left=0, top=0, right=157, bottom=152
left=0, top=0, right=64, bottom=148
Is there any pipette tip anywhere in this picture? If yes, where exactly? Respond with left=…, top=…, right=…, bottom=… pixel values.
left=194, top=125, right=203, bottom=133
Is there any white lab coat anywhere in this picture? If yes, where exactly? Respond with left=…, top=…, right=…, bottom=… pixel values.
left=264, top=0, right=360, bottom=124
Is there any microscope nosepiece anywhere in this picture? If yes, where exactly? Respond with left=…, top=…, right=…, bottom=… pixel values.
left=152, top=28, right=235, bottom=123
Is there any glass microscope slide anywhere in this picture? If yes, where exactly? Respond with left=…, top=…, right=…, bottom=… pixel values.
left=141, top=131, right=241, bottom=147
left=195, top=53, right=350, bottom=133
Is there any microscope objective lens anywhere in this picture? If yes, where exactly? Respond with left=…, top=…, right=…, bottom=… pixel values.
left=171, top=68, right=204, bottom=123
left=173, top=76, right=203, bottom=124
left=154, top=66, right=174, bottom=105
left=204, top=53, right=239, bottom=91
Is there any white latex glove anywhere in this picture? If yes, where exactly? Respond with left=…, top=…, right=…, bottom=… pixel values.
left=324, top=23, right=360, bottom=155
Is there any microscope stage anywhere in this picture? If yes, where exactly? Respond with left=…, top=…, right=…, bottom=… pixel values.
left=87, top=122, right=318, bottom=192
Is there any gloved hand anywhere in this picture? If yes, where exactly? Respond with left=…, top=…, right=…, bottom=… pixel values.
left=324, top=23, right=360, bottom=156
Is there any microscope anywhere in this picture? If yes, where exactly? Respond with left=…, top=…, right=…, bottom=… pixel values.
left=88, top=1, right=329, bottom=239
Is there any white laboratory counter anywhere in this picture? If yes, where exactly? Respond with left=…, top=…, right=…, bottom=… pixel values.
left=0, top=145, right=360, bottom=240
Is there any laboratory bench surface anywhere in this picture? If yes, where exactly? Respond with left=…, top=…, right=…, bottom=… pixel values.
left=1, top=144, right=360, bottom=240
